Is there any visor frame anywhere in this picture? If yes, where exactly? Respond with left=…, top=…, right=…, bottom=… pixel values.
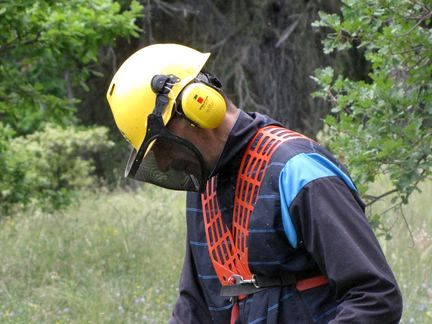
left=125, top=112, right=209, bottom=192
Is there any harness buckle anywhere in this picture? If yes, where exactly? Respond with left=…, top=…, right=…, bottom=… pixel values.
left=229, top=274, right=260, bottom=288
left=252, top=274, right=260, bottom=288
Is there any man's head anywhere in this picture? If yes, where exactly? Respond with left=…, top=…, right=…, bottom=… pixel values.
left=106, top=43, right=236, bottom=192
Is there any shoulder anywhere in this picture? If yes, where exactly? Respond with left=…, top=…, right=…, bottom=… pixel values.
left=270, top=134, right=356, bottom=193
left=279, top=152, right=357, bottom=196
left=275, top=142, right=358, bottom=248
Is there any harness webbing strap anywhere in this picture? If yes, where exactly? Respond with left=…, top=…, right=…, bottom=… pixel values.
left=202, top=177, right=250, bottom=284
left=201, top=126, right=311, bottom=286
left=232, top=126, right=311, bottom=275
left=296, top=275, right=329, bottom=292
left=220, top=274, right=329, bottom=297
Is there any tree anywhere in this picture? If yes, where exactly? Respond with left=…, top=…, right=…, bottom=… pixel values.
left=79, top=0, right=366, bottom=137
left=0, top=0, right=142, bottom=135
left=312, top=0, right=431, bottom=230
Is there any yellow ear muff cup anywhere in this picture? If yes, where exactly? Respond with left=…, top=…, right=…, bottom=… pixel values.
left=180, top=83, right=226, bottom=129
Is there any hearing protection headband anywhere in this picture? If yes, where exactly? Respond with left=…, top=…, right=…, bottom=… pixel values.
left=125, top=74, right=209, bottom=192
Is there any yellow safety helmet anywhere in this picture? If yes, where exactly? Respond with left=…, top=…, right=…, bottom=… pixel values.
left=106, top=43, right=210, bottom=150
left=106, top=43, right=227, bottom=192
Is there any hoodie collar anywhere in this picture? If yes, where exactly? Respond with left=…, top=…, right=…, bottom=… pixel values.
left=209, top=110, right=281, bottom=178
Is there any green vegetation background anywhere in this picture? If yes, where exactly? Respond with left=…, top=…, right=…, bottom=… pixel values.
left=1, top=0, right=431, bottom=322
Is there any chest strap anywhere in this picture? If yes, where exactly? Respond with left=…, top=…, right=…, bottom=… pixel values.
left=220, top=274, right=329, bottom=297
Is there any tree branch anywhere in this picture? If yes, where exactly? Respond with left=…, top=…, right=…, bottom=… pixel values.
left=399, top=205, right=415, bottom=248
left=275, top=16, right=301, bottom=48
left=365, top=188, right=398, bottom=207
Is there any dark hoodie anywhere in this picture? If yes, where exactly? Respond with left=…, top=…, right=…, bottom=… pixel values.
left=169, top=111, right=403, bottom=323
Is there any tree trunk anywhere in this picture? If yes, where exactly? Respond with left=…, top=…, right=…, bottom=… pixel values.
left=78, top=0, right=367, bottom=148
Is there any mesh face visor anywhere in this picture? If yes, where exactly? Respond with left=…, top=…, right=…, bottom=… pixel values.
left=125, top=117, right=207, bottom=192
left=124, top=75, right=209, bottom=192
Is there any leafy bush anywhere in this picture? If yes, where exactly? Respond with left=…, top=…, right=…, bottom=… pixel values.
left=312, top=0, right=432, bottom=207
left=0, top=124, right=114, bottom=216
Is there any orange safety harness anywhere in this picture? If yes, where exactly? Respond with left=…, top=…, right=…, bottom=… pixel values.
left=201, top=126, right=328, bottom=322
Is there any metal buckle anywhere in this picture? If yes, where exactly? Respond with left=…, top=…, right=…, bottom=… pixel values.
left=229, top=274, right=260, bottom=288
left=252, top=274, right=260, bottom=288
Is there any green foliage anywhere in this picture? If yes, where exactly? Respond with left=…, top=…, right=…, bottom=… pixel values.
left=0, top=0, right=142, bottom=214
left=0, top=0, right=142, bottom=135
left=312, top=0, right=432, bottom=207
left=0, top=124, right=114, bottom=215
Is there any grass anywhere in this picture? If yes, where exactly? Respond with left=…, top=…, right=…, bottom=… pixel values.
left=371, top=179, right=432, bottom=323
left=0, top=180, right=430, bottom=323
left=0, top=186, right=186, bottom=323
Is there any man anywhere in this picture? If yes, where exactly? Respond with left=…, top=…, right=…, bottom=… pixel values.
left=106, top=44, right=403, bottom=323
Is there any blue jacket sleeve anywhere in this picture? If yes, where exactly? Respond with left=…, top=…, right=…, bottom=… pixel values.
left=279, top=153, right=403, bottom=323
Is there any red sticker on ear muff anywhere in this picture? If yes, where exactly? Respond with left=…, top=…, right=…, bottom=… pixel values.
left=194, top=94, right=204, bottom=104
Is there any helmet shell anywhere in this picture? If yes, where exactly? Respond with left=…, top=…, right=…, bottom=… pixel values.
left=106, top=44, right=210, bottom=149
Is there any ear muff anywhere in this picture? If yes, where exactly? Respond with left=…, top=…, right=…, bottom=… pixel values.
left=179, top=82, right=226, bottom=129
